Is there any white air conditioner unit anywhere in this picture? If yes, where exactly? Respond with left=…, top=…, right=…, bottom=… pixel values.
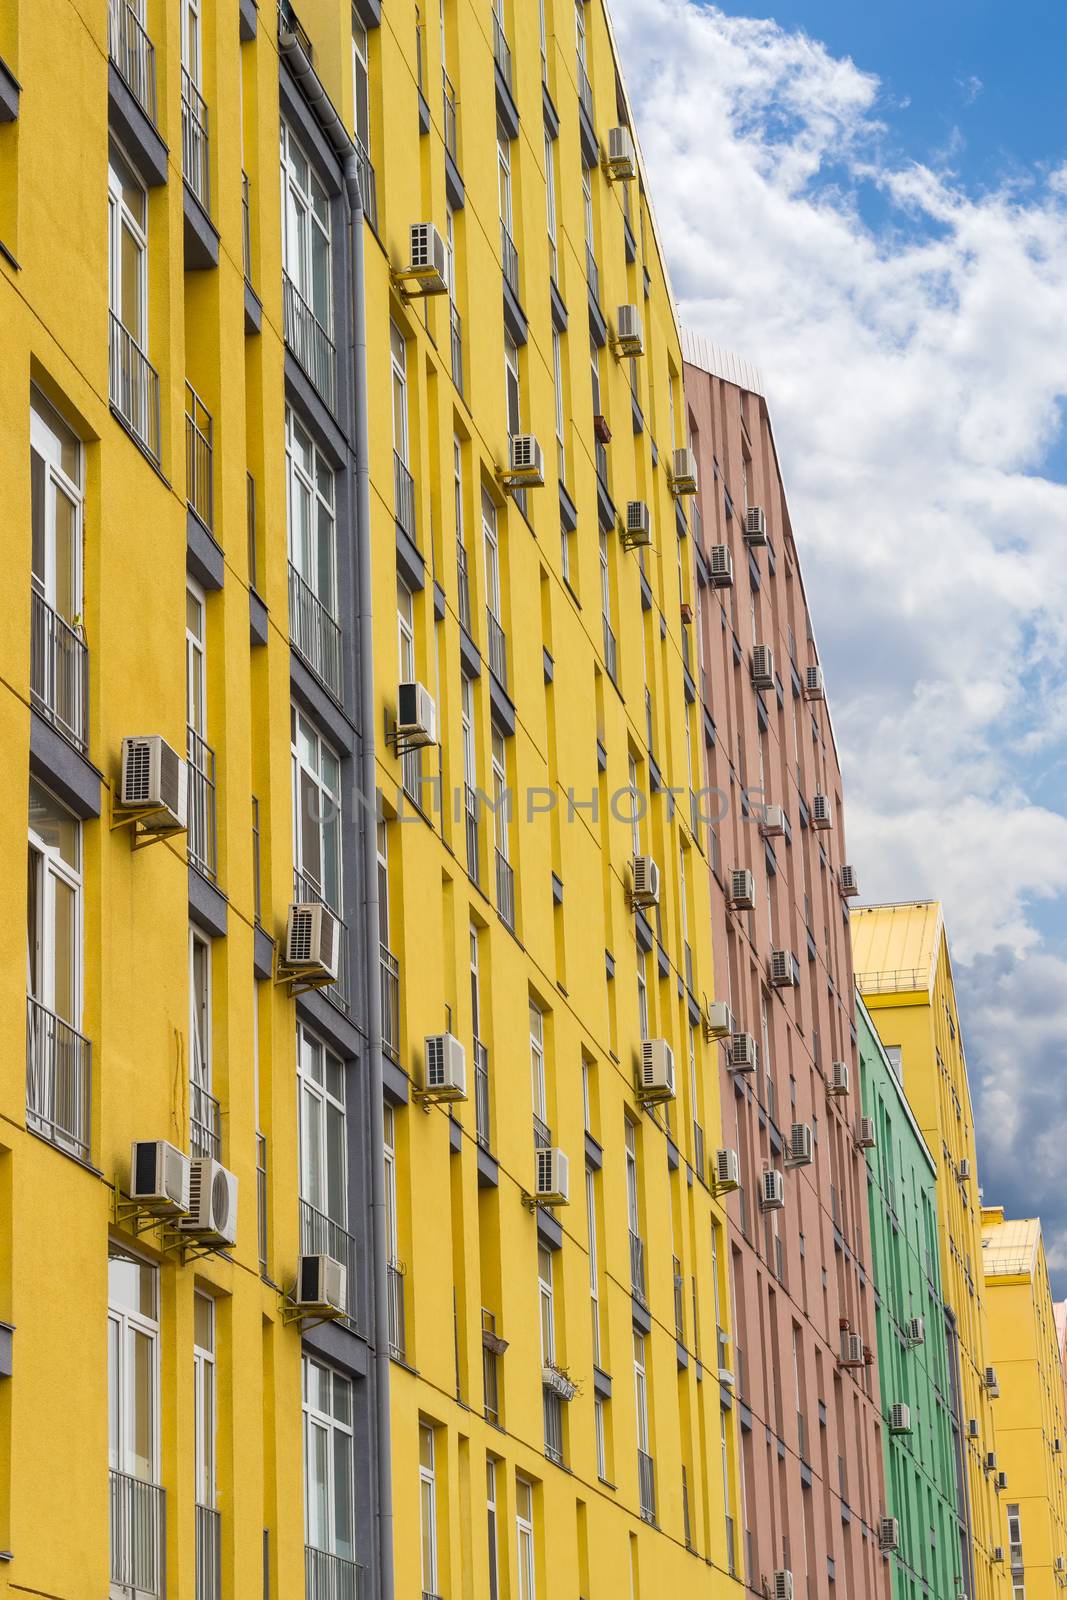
left=622, top=499, right=652, bottom=549
left=840, top=1333, right=865, bottom=1368
left=282, top=902, right=340, bottom=983
left=295, top=1253, right=348, bottom=1317
left=993, top=1546, right=1004, bottom=1563
left=879, top=1517, right=900, bottom=1553
left=509, top=434, right=544, bottom=483
left=804, top=665, right=824, bottom=700
left=787, top=1123, right=813, bottom=1167
left=760, top=1168, right=785, bottom=1211
left=396, top=681, right=437, bottom=748
left=729, top=868, right=756, bottom=909
left=997, top=1471, right=1007, bottom=1491
left=423, top=1032, right=467, bottom=1100
left=966, top=1417, right=979, bottom=1438
left=708, top=544, right=733, bottom=586
left=714, top=1148, right=741, bottom=1191
left=889, top=1403, right=912, bottom=1434
left=1054, top=1437, right=1062, bottom=1454
left=631, top=855, right=661, bottom=909
left=605, top=125, right=636, bottom=180
left=761, top=804, right=786, bottom=837
left=744, top=505, right=767, bottom=545
left=811, top=794, right=832, bottom=829
left=670, top=447, right=698, bottom=496
left=729, top=1032, right=757, bottom=1073
left=704, top=1001, right=736, bottom=1039
left=770, top=949, right=799, bottom=988
left=639, top=1038, right=676, bottom=1102
left=772, top=1570, right=794, bottom=1600
left=120, top=735, right=188, bottom=830
left=535, top=1147, right=569, bottom=1205
left=403, top=222, right=449, bottom=294
left=129, top=1140, right=191, bottom=1215
left=615, top=304, right=644, bottom=356
left=839, top=864, right=859, bottom=898
left=856, top=1116, right=876, bottom=1149
left=751, top=644, right=775, bottom=689
left=907, top=1317, right=925, bottom=1346
left=1057, top=1555, right=1066, bottom=1574
left=958, top=1157, right=971, bottom=1181
left=984, top=1451, right=997, bottom=1472
left=829, top=1061, right=850, bottom=1096
left=985, top=1365, right=1000, bottom=1396
left=178, top=1158, right=238, bottom=1248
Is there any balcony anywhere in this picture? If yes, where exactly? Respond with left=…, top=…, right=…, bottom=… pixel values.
left=185, top=382, right=214, bottom=531
left=256, top=1131, right=268, bottom=1274
left=354, top=135, right=378, bottom=231
left=289, top=562, right=343, bottom=702
left=456, top=541, right=472, bottom=634
left=305, top=1545, right=366, bottom=1600
left=474, top=1040, right=490, bottom=1151
left=301, top=1198, right=359, bottom=1332
left=380, top=943, right=400, bottom=1060
left=602, top=615, right=617, bottom=682
left=110, top=1469, right=165, bottom=1598
left=442, top=70, right=458, bottom=163
left=393, top=450, right=416, bottom=543
left=495, top=849, right=515, bottom=931
left=637, top=1448, right=656, bottom=1525
left=26, top=996, right=91, bottom=1163
left=486, top=607, right=507, bottom=689
left=180, top=67, right=210, bottom=212
left=30, top=587, right=88, bottom=752
left=283, top=272, right=337, bottom=413
left=500, top=219, right=520, bottom=300
left=450, top=302, right=463, bottom=398
left=108, top=0, right=157, bottom=123
left=109, top=311, right=161, bottom=462
left=387, top=1258, right=406, bottom=1360
left=295, top=869, right=350, bottom=1013
left=187, top=726, right=217, bottom=882
left=195, top=1504, right=221, bottom=1600
left=190, top=1079, right=221, bottom=1160
left=464, top=784, right=480, bottom=886
left=629, top=1229, right=647, bottom=1306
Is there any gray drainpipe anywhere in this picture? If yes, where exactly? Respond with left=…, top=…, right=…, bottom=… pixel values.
left=279, top=33, right=394, bottom=1600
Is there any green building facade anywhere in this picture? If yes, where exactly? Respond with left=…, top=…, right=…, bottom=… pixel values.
left=859, top=994, right=964, bottom=1599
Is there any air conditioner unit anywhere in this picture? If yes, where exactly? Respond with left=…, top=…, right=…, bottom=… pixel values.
left=129, top=1140, right=191, bottom=1215
left=879, top=1517, right=900, bottom=1553
left=639, top=1039, right=676, bottom=1102
left=829, top=1061, right=850, bottom=1095
left=958, top=1157, right=971, bottom=1181
left=282, top=902, right=340, bottom=982
left=423, top=1032, right=467, bottom=1100
left=985, top=1365, right=1000, bottom=1396
left=178, top=1158, right=238, bottom=1248
left=811, top=794, right=833, bottom=829
left=404, top=222, right=449, bottom=294
left=120, top=735, right=188, bottom=830
left=984, top=1451, right=997, bottom=1472
left=704, top=1001, right=735, bottom=1039
left=787, top=1123, right=813, bottom=1166
left=760, top=1168, right=785, bottom=1211
left=708, top=544, right=734, bottom=587
left=761, top=804, right=786, bottom=837
left=840, top=1333, right=865, bottom=1368
left=714, top=1148, right=741, bottom=1191
left=856, top=1116, right=876, bottom=1149
left=631, top=855, right=661, bottom=909
left=770, top=949, right=799, bottom=988
left=396, top=681, right=437, bottom=747
left=839, top=864, right=859, bottom=897
left=1054, top=1437, right=1063, bottom=1454
left=804, top=665, right=824, bottom=700
left=772, top=1569, right=794, bottom=1600
left=615, top=304, right=644, bottom=356
left=508, top=434, right=545, bottom=485
left=295, top=1253, right=348, bottom=1317
left=907, top=1317, right=925, bottom=1346
left=993, top=1546, right=1004, bottom=1563
left=535, top=1146, right=569, bottom=1205
left=605, top=124, right=636, bottom=179
left=966, top=1417, right=979, bottom=1438
left=729, top=1032, right=757, bottom=1073
left=1055, top=1555, right=1065, bottom=1573
left=670, top=447, right=698, bottom=496
left=751, top=644, right=775, bottom=689
left=889, top=1403, right=912, bottom=1434
left=996, top=1471, right=1007, bottom=1491
left=622, top=499, right=652, bottom=549
left=729, top=868, right=756, bottom=909
left=744, top=505, right=767, bottom=545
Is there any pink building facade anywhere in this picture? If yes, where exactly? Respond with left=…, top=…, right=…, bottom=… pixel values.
left=682, top=332, right=889, bottom=1598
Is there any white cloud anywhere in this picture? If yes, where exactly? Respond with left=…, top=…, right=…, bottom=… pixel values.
left=611, top=0, right=1067, bottom=1283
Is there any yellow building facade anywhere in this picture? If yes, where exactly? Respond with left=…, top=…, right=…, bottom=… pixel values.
left=852, top=902, right=1010, bottom=1600
left=981, top=1211, right=1067, bottom=1600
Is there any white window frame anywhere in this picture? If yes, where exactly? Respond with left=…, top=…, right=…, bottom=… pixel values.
left=390, top=320, right=409, bottom=463
left=383, top=1103, right=399, bottom=1265
left=286, top=405, right=337, bottom=616
left=419, top=1423, right=439, bottom=1596
left=552, top=327, right=565, bottom=485
left=544, top=130, right=558, bottom=281
left=189, top=926, right=212, bottom=1097
left=108, top=1248, right=161, bottom=1485
left=27, top=783, right=82, bottom=1031
left=281, top=120, right=333, bottom=333
left=352, top=19, right=371, bottom=156
left=186, top=582, right=207, bottom=739
left=291, top=707, right=343, bottom=913
left=492, top=731, right=509, bottom=861
left=516, top=1477, right=536, bottom=1600
left=108, top=146, right=148, bottom=348
left=497, top=123, right=513, bottom=233
left=504, top=333, right=521, bottom=440
left=486, top=1458, right=500, bottom=1600
left=637, top=954, right=648, bottom=1043
left=181, top=0, right=202, bottom=82
left=297, top=1020, right=348, bottom=1230
left=633, top=1330, right=650, bottom=1453
left=461, top=675, right=476, bottom=790
left=586, top=1164, right=601, bottom=1363
left=303, top=1355, right=356, bottom=1561
left=538, top=1244, right=555, bottom=1366
left=529, top=1002, right=546, bottom=1123
left=624, top=1117, right=640, bottom=1235
left=193, top=1292, right=216, bottom=1510
left=482, top=491, right=502, bottom=621
left=30, top=394, right=83, bottom=622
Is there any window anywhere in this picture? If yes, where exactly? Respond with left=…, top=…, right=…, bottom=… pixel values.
left=538, top=1245, right=556, bottom=1366
left=575, top=0, right=587, bottom=66
left=497, top=122, right=513, bottom=234
left=298, top=1023, right=350, bottom=1273
left=461, top=676, right=476, bottom=792
left=108, top=1249, right=161, bottom=1507
left=624, top=1118, right=640, bottom=1235
left=552, top=328, right=565, bottom=486
left=181, top=0, right=202, bottom=81
left=352, top=20, right=371, bottom=157
left=185, top=584, right=206, bottom=738
left=390, top=321, right=409, bottom=463
left=627, top=754, right=641, bottom=858
left=545, top=130, right=558, bottom=281
left=633, top=1331, right=650, bottom=1452
left=26, top=780, right=82, bottom=1047
left=594, top=1394, right=607, bottom=1479
left=483, top=491, right=502, bottom=623
left=582, top=169, right=595, bottom=261
left=419, top=1423, right=439, bottom=1596
left=30, top=391, right=85, bottom=745
left=291, top=706, right=342, bottom=913
left=193, top=1293, right=216, bottom=1514
left=486, top=1459, right=500, bottom=1600
left=303, top=1356, right=355, bottom=1564
left=636, top=954, right=648, bottom=1043
left=586, top=1166, right=601, bottom=1363
left=530, top=1002, right=547, bottom=1133
left=286, top=404, right=337, bottom=618
left=384, top=1105, right=404, bottom=1356
left=469, top=925, right=482, bottom=1039
left=280, top=120, right=332, bottom=336
left=504, top=333, right=521, bottom=439
left=108, top=146, right=147, bottom=348
left=515, top=1478, right=536, bottom=1600
left=397, top=579, right=422, bottom=801
left=589, top=335, right=602, bottom=417
left=189, top=928, right=218, bottom=1158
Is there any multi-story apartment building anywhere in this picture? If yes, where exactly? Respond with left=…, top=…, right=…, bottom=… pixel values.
left=683, top=334, right=889, bottom=1598
left=853, top=902, right=1011, bottom=1600
left=981, top=1210, right=1067, bottom=1599
left=858, top=995, right=962, bottom=1598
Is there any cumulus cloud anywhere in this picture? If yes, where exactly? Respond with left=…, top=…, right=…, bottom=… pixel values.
left=610, top=0, right=1067, bottom=1289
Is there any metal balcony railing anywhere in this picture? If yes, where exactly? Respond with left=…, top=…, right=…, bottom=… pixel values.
left=110, top=1469, right=165, bottom=1598
left=354, top=136, right=377, bottom=231
left=474, top=1040, right=490, bottom=1150
left=30, top=587, right=89, bottom=752
left=26, top=996, right=91, bottom=1163
left=442, top=70, right=458, bottom=161
left=108, top=0, right=157, bottom=123
left=380, top=944, right=400, bottom=1061
left=393, top=451, right=416, bottom=542
left=486, top=608, right=507, bottom=689
left=190, top=1079, right=221, bottom=1160
left=387, top=1258, right=405, bottom=1360
left=543, top=1388, right=564, bottom=1465
left=602, top=615, right=617, bottom=682
left=279, top=0, right=314, bottom=59
left=181, top=66, right=210, bottom=212
left=693, top=1120, right=705, bottom=1182
left=256, top=1131, right=268, bottom=1273
left=533, top=1113, right=551, bottom=1151
left=637, top=1449, right=656, bottom=1525
left=187, top=725, right=217, bottom=882
left=450, top=302, right=463, bottom=397
left=289, top=562, right=343, bottom=701
left=586, top=243, right=600, bottom=307
left=492, top=8, right=512, bottom=92
left=109, top=311, right=161, bottom=462
left=496, top=850, right=514, bottom=930
left=500, top=220, right=520, bottom=299
left=294, top=868, right=350, bottom=1012
left=464, top=784, right=480, bottom=886
left=283, top=272, right=336, bottom=412
left=196, top=1504, right=221, bottom=1600
left=305, top=1544, right=366, bottom=1600
left=301, top=1198, right=359, bottom=1332
left=577, top=59, right=594, bottom=125
left=242, top=170, right=252, bottom=284
left=456, top=541, right=472, bottom=633
left=629, top=1229, right=647, bottom=1305
left=185, top=382, right=214, bottom=531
